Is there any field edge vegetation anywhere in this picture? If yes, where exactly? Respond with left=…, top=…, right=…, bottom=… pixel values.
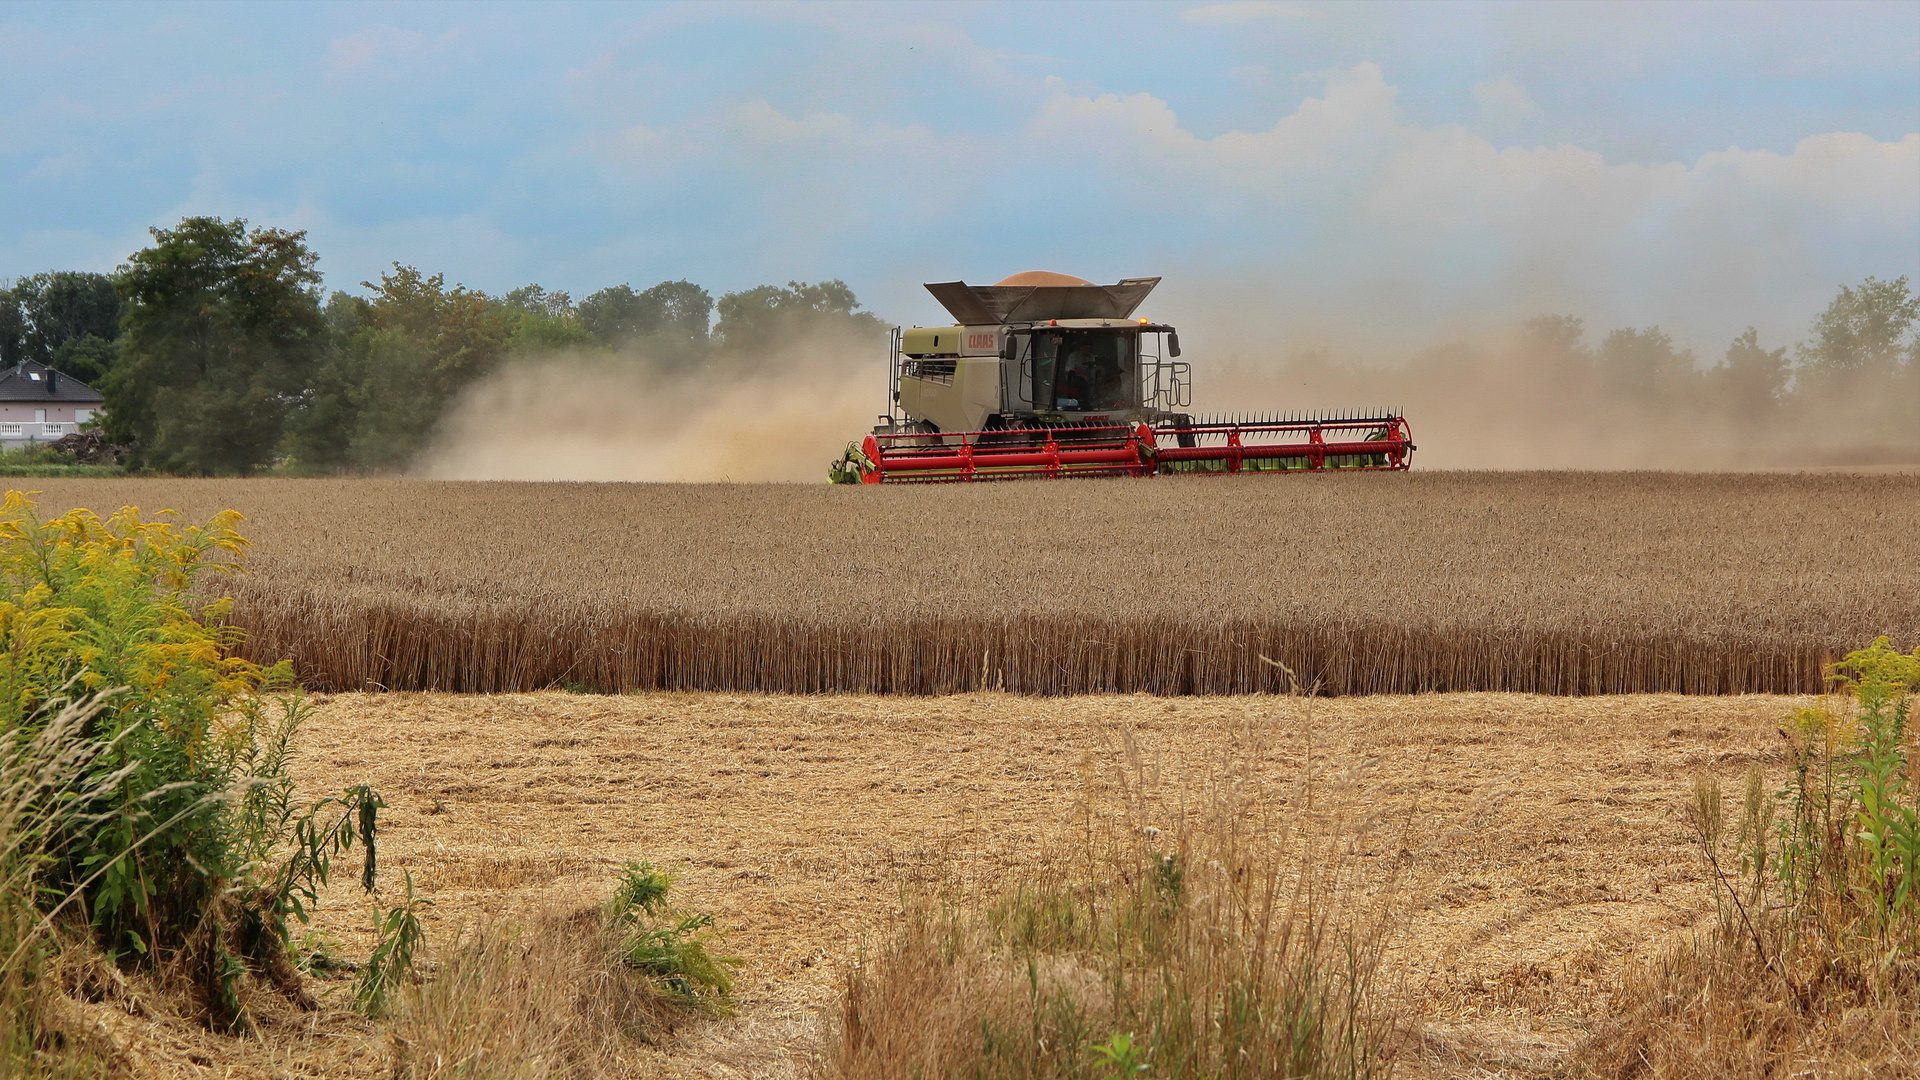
left=0, top=496, right=733, bottom=1078
left=817, top=717, right=1401, bottom=1080
left=1574, top=637, right=1920, bottom=1079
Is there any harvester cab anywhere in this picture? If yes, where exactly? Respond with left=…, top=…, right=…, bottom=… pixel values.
left=832, top=272, right=1414, bottom=483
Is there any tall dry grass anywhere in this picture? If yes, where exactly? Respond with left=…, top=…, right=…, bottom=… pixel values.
left=1, top=696, right=126, bottom=1078
left=18, top=472, right=1920, bottom=695
left=389, top=861, right=738, bottom=1080
left=817, top=700, right=1402, bottom=1080
left=388, top=912, right=666, bottom=1080
left=1574, top=639, right=1920, bottom=1078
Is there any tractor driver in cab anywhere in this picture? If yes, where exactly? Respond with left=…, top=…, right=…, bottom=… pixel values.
left=1090, top=354, right=1125, bottom=409
left=1057, top=342, right=1092, bottom=408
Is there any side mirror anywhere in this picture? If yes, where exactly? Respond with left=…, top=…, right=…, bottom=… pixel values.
left=1001, top=336, right=1018, bottom=361
left=1166, top=331, right=1182, bottom=358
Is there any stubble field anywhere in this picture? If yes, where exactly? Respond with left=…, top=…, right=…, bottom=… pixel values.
left=81, top=688, right=1819, bottom=1078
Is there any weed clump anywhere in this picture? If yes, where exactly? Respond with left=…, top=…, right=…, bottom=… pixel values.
left=0, top=491, right=391, bottom=1064
left=1579, top=636, right=1920, bottom=1077
left=605, top=860, right=739, bottom=1014
left=818, top=715, right=1399, bottom=1080
left=388, top=863, right=738, bottom=1079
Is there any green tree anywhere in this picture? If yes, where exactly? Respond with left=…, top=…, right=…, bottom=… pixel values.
left=712, top=279, right=883, bottom=357
left=0, top=288, right=24, bottom=367
left=282, top=291, right=373, bottom=470
left=1710, top=327, right=1789, bottom=424
left=499, top=283, right=595, bottom=353
left=0, top=271, right=126, bottom=380
left=1516, top=315, right=1593, bottom=384
left=1505, top=314, right=1599, bottom=418
left=1596, top=325, right=1699, bottom=407
left=579, top=280, right=713, bottom=365
left=579, top=284, right=657, bottom=347
left=49, top=336, right=120, bottom=385
left=1792, top=275, right=1920, bottom=447
left=104, top=218, right=327, bottom=473
left=286, top=265, right=513, bottom=472
left=500, top=283, right=573, bottom=319
left=1796, top=275, right=1919, bottom=379
left=644, top=279, right=714, bottom=350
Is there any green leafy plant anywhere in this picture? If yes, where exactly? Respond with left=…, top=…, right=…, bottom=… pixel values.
left=1832, top=637, right=1919, bottom=934
left=0, top=492, right=393, bottom=1033
left=1091, top=1032, right=1149, bottom=1077
left=1582, top=636, right=1920, bottom=1075
left=605, top=861, right=739, bottom=1014
left=1754, top=636, right=1920, bottom=957
left=355, top=871, right=432, bottom=1018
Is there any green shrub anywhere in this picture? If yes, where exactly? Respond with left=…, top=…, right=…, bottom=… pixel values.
left=0, top=445, right=120, bottom=478
left=0, top=466, right=122, bottom=479
left=1735, top=636, right=1920, bottom=965
left=0, top=491, right=388, bottom=1034
left=606, top=861, right=739, bottom=1015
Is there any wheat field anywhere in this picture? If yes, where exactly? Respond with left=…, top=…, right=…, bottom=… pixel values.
left=19, top=472, right=1919, bottom=696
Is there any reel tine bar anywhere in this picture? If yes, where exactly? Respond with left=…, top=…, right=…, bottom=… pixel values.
left=856, top=412, right=1414, bottom=483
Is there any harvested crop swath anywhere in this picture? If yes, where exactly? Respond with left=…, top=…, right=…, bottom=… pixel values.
left=23, top=472, right=1920, bottom=695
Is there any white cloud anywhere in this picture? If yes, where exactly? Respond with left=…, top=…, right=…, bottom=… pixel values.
left=577, top=96, right=987, bottom=276
left=1230, top=63, right=1273, bottom=87
left=564, top=51, right=1913, bottom=352
left=20, top=151, right=89, bottom=185
left=324, top=25, right=426, bottom=73
left=1030, top=62, right=1403, bottom=189
left=1021, top=64, right=1917, bottom=353
left=322, top=25, right=463, bottom=83
left=1181, top=2, right=1316, bottom=25
left=1473, top=76, right=1543, bottom=127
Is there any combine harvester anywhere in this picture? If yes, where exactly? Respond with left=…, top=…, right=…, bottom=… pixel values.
left=833, top=272, right=1414, bottom=483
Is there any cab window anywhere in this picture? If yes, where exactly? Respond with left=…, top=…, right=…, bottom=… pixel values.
left=1032, top=331, right=1135, bottom=411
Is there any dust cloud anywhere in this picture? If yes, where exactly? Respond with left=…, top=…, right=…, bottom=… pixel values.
left=417, top=297, right=1915, bottom=481
left=415, top=330, right=886, bottom=483
left=1184, top=319, right=1918, bottom=472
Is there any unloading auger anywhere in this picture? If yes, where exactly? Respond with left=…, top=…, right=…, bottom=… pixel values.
left=831, top=272, right=1414, bottom=483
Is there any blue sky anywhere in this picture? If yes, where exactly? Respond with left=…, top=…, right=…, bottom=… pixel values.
left=2, top=0, right=1916, bottom=359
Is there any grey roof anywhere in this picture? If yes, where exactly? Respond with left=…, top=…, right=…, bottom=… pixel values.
left=0, top=362, right=104, bottom=404
left=924, top=277, right=1161, bottom=325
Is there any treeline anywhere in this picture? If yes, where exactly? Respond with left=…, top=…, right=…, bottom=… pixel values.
left=0, top=217, right=884, bottom=474
left=5, top=214, right=1915, bottom=475
left=1233, top=278, right=1919, bottom=467
left=0, top=269, right=124, bottom=383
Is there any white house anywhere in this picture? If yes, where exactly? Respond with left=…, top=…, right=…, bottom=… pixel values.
left=0, top=361, right=104, bottom=448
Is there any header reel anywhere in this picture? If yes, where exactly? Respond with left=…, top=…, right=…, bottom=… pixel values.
left=837, top=412, right=1414, bottom=483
